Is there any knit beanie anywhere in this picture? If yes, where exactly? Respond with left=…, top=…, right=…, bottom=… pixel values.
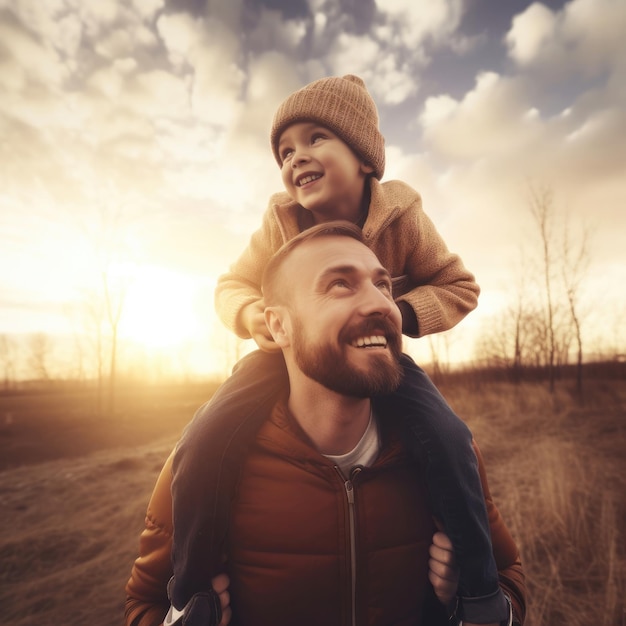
left=270, top=74, right=385, bottom=180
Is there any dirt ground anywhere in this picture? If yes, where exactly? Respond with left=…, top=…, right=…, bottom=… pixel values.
left=0, top=382, right=222, bottom=626
left=0, top=378, right=624, bottom=626
left=0, top=382, right=220, bottom=471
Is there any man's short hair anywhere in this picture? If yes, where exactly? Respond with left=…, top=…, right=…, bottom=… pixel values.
left=262, top=221, right=365, bottom=306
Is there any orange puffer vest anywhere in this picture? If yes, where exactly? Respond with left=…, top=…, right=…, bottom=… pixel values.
left=125, top=402, right=526, bottom=626
left=227, top=402, right=435, bottom=626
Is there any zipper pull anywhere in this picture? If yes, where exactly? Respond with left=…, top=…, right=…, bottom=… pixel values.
left=344, top=480, right=354, bottom=505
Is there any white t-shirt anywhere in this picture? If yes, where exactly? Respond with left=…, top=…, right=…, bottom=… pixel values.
left=324, top=411, right=380, bottom=477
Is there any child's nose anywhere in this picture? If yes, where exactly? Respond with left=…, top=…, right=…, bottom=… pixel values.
left=291, top=146, right=311, bottom=167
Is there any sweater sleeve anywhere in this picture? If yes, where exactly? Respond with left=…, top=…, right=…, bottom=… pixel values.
left=395, top=204, right=480, bottom=338
left=474, top=442, right=527, bottom=625
left=214, top=200, right=287, bottom=338
left=124, top=450, right=175, bottom=626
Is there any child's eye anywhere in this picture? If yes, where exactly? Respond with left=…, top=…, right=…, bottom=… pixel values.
left=281, top=147, right=294, bottom=161
left=311, top=133, right=327, bottom=144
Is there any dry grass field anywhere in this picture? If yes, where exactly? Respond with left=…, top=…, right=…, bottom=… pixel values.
left=0, top=377, right=624, bottom=626
left=442, top=378, right=626, bottom=626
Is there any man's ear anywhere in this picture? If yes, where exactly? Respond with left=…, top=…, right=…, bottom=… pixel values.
left=265, top=306, right=291, bottom=348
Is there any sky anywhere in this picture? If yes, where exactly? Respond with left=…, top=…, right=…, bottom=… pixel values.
left=0, top=0, right=624, bottom=378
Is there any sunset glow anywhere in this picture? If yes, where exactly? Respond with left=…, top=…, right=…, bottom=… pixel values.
left=120, top=267, right=201, bottom=350
left=0, top=1, right=624, bottom=381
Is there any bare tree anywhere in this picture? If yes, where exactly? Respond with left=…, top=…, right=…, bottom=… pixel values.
left=27, top=333, right=53, bottom=381
left=69, top=195, right=136, bottom=415
left=475, top=302, right=547, bottom=380
left=426, top=331, right=455, bottom=384
left=474, top=313, right=514, bottom=371
left=474, top=184, right=596, bottom=386
left=509, top=251, right=533, bottom=382
left=101, top=269, right=128, bottom=415
left=67, top=286, right=107, bottom=415
left=174, top=340, right=197, bottom=384
left=0, top=334, right=18, bottom=390
left=527, top=184, right=558, bottom=392
left=473, top=242, right=545, bottom=381
left=561, top=221, right=592, bottom=396
left=212, top=320, right=249, bottom=380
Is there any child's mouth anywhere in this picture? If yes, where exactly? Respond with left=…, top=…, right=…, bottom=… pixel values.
left=297, top=174, right=322, bottom=187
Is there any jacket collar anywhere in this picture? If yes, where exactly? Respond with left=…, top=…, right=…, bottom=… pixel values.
left=255, top=399, right=410, bottom=472
left=270, top=177, right=404, bottom=244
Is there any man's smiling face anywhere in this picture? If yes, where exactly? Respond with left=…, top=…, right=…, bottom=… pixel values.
left=280, top=235, right=403, bottom=397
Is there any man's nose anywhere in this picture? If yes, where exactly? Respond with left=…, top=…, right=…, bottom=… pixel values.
left=357, top=283, right=394, bottom=317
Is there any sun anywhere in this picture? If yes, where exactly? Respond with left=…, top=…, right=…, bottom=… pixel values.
left=119, top=266, right=202, bottom=350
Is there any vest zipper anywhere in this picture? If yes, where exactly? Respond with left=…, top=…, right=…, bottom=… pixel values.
left=336, top=466, right=362, bottom=626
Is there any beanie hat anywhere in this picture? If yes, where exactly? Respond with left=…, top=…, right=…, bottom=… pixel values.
left=270, top=74, right=385, bottom=179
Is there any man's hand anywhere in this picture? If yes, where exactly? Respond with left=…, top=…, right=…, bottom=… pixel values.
left=428, top=531, right=459, bottom=607
left=212, top=573, right=232, bottom=626
left=161, top=574, right=231, bottom=626
left=428, top=535, right=500, bottom=626
left=241, top=301, right=281, bottom=353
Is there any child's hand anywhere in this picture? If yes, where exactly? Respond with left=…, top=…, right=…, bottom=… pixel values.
left=241, top=301, right=281, bottom=353
left=428, top=531, right=459, bottom=607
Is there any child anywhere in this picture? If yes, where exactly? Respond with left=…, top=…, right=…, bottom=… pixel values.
left=170, top=75, right=510, bottom=625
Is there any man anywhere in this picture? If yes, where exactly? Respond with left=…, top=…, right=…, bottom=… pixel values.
left=125, top=222, right=526, bottom=626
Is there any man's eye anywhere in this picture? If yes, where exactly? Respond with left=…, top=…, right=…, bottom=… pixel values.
left=377, top=281, right=392, bottom=293
left=329, top=279, right=349, bottom=290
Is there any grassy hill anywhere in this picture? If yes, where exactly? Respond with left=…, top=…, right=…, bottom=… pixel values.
left=0, top=378, right=624, bottom=625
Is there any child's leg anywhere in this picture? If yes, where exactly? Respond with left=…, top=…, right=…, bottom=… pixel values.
left=374, top=353, right=509, bottom=624
left=169, top=350, right=288, bottom=616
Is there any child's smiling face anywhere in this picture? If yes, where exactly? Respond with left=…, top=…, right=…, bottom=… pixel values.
left=278, top=122, right=374, bottom=223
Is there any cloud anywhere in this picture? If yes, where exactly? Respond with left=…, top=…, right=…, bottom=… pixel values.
left=506, top=0, right=626, bottom=78
left=418, top=48, right=626, bottom=209
left=231, top=1, right=470, bottom=109
left=131, top=69, right=190, bottom=117
left=324, top=32, right=415, bottom=105
left=157, top=12, right=244, bottom=125
left=505, top=2, right=556, bottom=66
left=80, top=0, right=120, bottom=28
left=0, top=0, right=248, bottom=223
left=245, top=6, right=307, bottom=52
left=323, top=1, right=468, bottom=105
left=410, top=0, right=626, bottom=314
left=419, top=72, right=544, bottom=162
left=131, top=0, right=165, bottom=20
left=231, top=51, right=300, bottom=147
left=376, top=0, right=463, bottom=48
left=0, top=12, right=68, bottom=91
left=0, top=0, right=623, bottom=357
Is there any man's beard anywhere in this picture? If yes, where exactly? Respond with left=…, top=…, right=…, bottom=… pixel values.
left=292, top=316, right=404, bottom=397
